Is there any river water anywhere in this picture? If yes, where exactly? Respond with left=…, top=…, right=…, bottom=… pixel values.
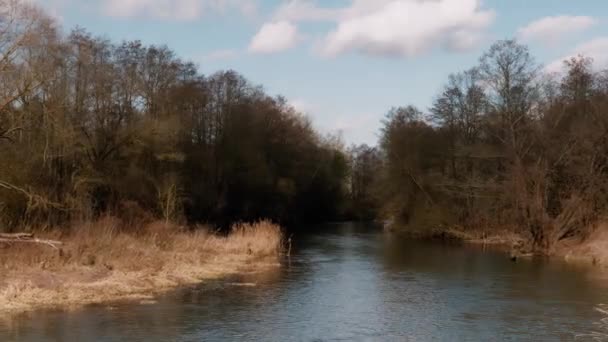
left=2, top=222, right=608, bottom=341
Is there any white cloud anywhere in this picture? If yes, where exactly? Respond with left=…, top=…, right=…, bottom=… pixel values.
left=273, top=0, right=340, bottom=22
left=446, top=29, right=485, bottom=52
left=545, top=37, right=608, bottom=73
left=248, top=21, right=299, bottom=54
left=101, top=0, right=256, bottom=21
left=258, top=0, right=494, bottom=58
left=319, top=0, right=494, bottom=58
left=517, top=15, right=597, bottom=46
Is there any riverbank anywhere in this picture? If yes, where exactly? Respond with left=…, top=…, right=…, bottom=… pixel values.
left=391, top=224, right=608, bottom=267
left=555, top=224, right=608, bottom=267
left=388, top=225, right=525, bottom=247
left=0, top=218, right=283, bottom=314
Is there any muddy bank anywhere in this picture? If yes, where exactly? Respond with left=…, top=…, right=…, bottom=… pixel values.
left=0, top=218, right=283, bottom=314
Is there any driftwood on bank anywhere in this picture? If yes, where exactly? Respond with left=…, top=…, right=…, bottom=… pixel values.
left=0, top=233, right=34, bottom=239
left=0, top=233, right=63, bottom=250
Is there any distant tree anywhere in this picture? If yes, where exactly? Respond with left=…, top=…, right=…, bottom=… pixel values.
left=348, top=144, right=381, bottom=220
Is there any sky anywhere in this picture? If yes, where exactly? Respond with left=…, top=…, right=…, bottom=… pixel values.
left=35, top=0, right=608, bottom=145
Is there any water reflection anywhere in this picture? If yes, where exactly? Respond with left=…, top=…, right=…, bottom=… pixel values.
left=1, top=222, right=608, bottom=341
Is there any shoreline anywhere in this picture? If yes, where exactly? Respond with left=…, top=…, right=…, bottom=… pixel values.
left=388, top=225, right=608, bottom=267
left=0, top=219, right=283, bottom=314
left=4, top=221, right=606, bottom=315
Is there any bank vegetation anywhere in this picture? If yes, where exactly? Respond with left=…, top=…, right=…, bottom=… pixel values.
left=349, top=41, right=608, bottom=258
left=0, top=218, right=282, bottom=313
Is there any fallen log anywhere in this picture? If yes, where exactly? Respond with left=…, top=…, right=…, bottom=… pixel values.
left=0, top=233, right=34, bottom=239
left=0, top=233, right=63, bottom=250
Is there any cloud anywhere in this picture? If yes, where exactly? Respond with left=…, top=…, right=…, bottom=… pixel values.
left=517, top=15, right=597, bottom=46
left=545, top=37, right=608, bottom=73
left=260, top=0, right=494, bottom=58
left=249, top=21, right=299, bottom=54
left=101, top=0, right=256, bottom=21
left=287, top=97, right=380, bottom=145
left=273, top=0, right=340, bottom=22
left=318, top=0, right=494, bottom=58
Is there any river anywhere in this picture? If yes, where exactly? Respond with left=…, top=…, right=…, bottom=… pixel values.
left=2, top=222, right=608, bottom=341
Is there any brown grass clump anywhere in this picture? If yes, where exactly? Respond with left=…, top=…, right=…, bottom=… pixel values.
left=0, top=218, right=283, bottom=313
left=558, top=223, right=608, bottom=267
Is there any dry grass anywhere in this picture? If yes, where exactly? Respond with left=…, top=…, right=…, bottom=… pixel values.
left=0, top=217, right=283, bottom=313
left=415, top=223, right=608, bottom=266
left=558, top=223, right=608, bottom=267
left=457, top=229, right=526, bottom=248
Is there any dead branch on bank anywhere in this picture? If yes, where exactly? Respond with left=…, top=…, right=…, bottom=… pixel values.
left=0, top=233, right=63, bottom=250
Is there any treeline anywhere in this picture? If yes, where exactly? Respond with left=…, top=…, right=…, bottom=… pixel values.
left=4, top=1, right=607, bottom=247
left=0, top=1, right=348, bottom=230
left=350, top=40, right=608, bottom=250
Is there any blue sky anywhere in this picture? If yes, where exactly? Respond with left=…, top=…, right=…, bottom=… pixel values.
left=36, top=0, right=608, bottom=145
